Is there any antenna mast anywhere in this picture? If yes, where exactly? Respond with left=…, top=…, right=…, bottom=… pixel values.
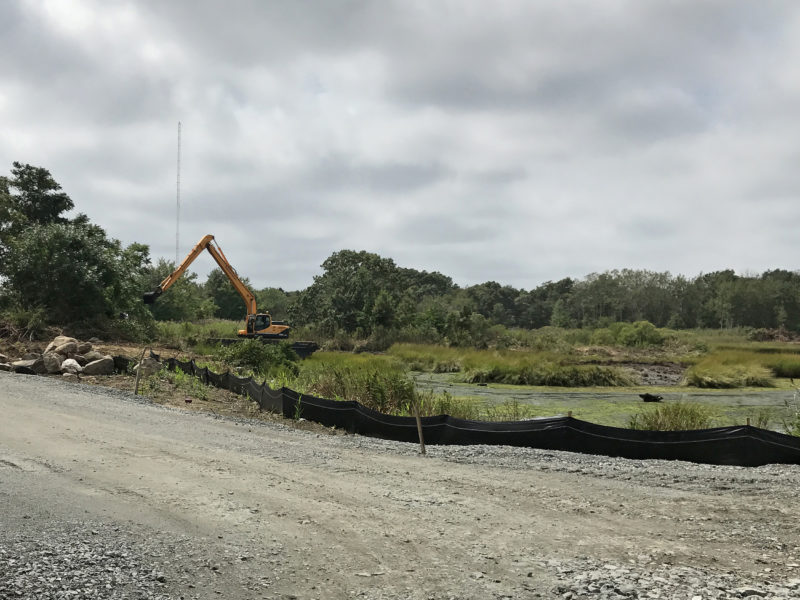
left=176, top=121, right=181, bottom=264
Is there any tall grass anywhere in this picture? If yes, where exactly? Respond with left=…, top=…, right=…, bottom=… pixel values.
left=629, top=402, right=713, bottom=431
left=464, top=363, right=634, bottom=387
left=388, top=344, right=635, bottom=387
left=682, top=350, right=788, bottom=387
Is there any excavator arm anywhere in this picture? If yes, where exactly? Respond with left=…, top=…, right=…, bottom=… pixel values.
left=143, top=234, right=257, bottom=316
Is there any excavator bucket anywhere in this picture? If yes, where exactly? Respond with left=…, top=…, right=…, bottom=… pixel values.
left=143, top=291, right=161, bottom=304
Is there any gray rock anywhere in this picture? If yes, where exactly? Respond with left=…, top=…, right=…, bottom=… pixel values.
left=12, top=358, right=45, bottom=374
left=77, top=341, right=93, bottom=354
left=737, top=588, right=767, bottom=597
left=0, top=363, right=11, bottom=372
left=42, top=352, right=64, bottom=374
left=74, top=354, right=88, bottom=366
left=83, top=350, right=105, bottom=362
left=62, top=372, right=78, bottom=380
left=22, top=351, right=41, bottom=360
left=44, top=335, right=78, bottom=354
left=83, top=356, right=114, bottom=376
left=0, top=353, right=8, bottom=363
left=55, top=341, right=79, bottom=356
left=60, top=358, right=83, bottom=374
left=134, top=356, right=162, bottom=377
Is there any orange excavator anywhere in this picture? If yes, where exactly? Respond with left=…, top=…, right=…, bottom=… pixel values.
left=143, top=235, right=317, bottom=356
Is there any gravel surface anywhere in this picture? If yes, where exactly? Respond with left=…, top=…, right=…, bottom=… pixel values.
left=2, top=371, right=800, bottom=599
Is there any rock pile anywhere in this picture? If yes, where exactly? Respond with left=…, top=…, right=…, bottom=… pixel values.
left=4, top=335, right=117, bottom=377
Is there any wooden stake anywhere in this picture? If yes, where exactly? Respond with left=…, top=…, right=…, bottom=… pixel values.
left=746, top=417, right=751, bottom=427
left=133, top=347, right=148, bottom=395
left=567, top=410, right=573, bottom=418
left=412, top=399, right=426, bottom=455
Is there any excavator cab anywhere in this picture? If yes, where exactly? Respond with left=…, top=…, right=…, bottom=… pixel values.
left=247, top=313, right=271, bottom=334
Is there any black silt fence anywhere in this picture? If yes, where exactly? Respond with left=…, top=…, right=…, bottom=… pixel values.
left=153, top=353, right=800, bottom=467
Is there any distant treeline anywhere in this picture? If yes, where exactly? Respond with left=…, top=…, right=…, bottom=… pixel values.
left=288, top=251, right=800, bottom=342
left=1, top=162, right=798, bottom=343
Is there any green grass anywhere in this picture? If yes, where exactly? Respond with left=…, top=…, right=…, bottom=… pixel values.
left=628, top=401, right=713, bottom=431
left=680, top=349, right=800, bottom=387
left=388, top=343, right=635, bottom=387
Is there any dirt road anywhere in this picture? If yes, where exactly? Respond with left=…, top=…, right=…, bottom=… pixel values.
left=1, top=372, right=799, bottom=599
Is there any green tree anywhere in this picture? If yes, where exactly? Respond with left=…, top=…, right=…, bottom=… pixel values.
left=371, top=289, right=396, bottom=329
left=145, top=258, right=216, bottom=321
left=205, top=267, right=251, bottom=320
left=291, top=250, right=401, bottom=335
left=0, top=162, right=76, bottom=263
left=255, top=287, right=291, bottom=321
left=3, top=221, right=151, bottom=324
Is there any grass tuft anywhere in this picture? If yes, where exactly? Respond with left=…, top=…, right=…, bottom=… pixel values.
left=683, top=363, right=774, bottom=388
left=628, top=401, right=713, bottom=431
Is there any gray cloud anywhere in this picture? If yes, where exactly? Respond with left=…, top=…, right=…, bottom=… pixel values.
left=2, top=0, right=799, bottom=290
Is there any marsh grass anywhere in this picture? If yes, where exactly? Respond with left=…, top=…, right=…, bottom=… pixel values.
left=412, top=390, right=481, bottom=420
left=682, top=350, right=787, bottom=387
left=628, top=401, right=714, bottom=431
left=389, top=344, right=635, bottom=387
left=464, top=363, right=635, bottom=387
left=784, top=390, right=800, bottom=436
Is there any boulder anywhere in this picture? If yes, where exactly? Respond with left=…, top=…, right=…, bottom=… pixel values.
left=55, top=341, right=79, bottom=357
left=77, top=342, right=93, bottom=354
left=88, top=337, right=102, bottom=345
left=60, top=358, right=83, bottom=374
left=12, top=358, right=44, bottom=374
left=133, top=356, right=162, bottom=377
left=74, top=355, right=88, bottom=366
left=0, top=353, right=8, bottom=363
left=42, top=352, right=64, bottom=374
left=82, top=350, right=105, bottom=362
left=22, top=352, right=41, bottom=360
left=83, top=356, right=114, bottom=376
left=0, top=363, right=11, bottom=372
left=62, top=372, right=78, bottom=381
left=45, top=336, right=78, bottom=354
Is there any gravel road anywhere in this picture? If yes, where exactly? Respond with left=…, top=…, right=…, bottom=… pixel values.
left=1, top=371, right=800, bottom=599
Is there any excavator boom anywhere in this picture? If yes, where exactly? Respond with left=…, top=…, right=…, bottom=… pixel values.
left=144, top=234, right=257, bottom=314
left=143, top=234, right=288, bottom=339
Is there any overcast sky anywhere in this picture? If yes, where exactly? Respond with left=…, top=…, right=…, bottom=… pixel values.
left=2, top=1, right=799, bottom=290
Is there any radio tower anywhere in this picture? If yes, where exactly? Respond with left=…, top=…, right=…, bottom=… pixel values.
left=176, top=121, right=181, bottom=265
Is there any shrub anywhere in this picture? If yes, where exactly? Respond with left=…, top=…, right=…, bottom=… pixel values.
left=218, top=339, right=299, bottom=377
left=629, top=401, right=713, bottom=431
left=590, top=328, right=616, bottom=346
left=617, top=321, right=664, bottom=347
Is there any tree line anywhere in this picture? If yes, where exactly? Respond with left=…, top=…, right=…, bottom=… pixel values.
left=2, top=163, right=798, bottom=343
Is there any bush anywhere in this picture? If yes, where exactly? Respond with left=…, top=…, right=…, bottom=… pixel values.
left=218, top=339, right=299, bottom=377
left=617, top=321, right=664, bottom=347
left=629, top=402, right=713, bottom=431
left=590, top=328, right=616, bottom=346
